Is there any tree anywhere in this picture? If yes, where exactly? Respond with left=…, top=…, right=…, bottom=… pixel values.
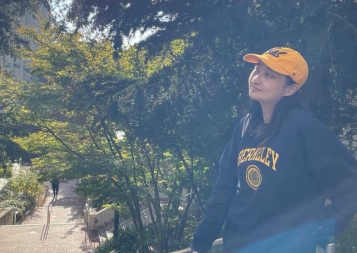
left=1, top=20, right=203, bottom=252
left=52, top=0, right=241, bottom=51
left=0, top=0, right=50, bottom=175
left=0, top=0, right=49, bottom=56
left=0, top=71, right=32, bottom=178
left=0, top=165, right=42, bottom=221
left=335, top=214, right=357, bottom=253
left=10, top=166, right=41, bottom=201
left=53, top=0, right=357, bottom=135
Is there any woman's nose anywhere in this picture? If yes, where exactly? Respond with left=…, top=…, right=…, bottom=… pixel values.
left=252, top=74, right=260, bottom=84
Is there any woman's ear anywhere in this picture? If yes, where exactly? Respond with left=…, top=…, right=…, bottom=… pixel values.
left=284, top=84, right=299, bottom=97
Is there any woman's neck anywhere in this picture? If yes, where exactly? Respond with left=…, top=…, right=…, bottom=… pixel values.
left=260, top=103, right=276, bottom=123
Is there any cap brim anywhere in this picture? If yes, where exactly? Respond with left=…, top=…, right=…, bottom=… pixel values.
left=243, top=54, right=289, bottom=76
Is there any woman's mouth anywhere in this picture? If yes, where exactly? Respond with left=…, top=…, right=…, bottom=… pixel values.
left=250, top=86, right=261, bottom=92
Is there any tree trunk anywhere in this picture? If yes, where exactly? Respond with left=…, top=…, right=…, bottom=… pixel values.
left=113, top=209, right=119, bottom=239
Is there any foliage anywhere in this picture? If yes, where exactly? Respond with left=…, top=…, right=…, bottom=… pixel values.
left=10, top=166, right=41, bottom=200
left=0, top=188, right=35, bottom=219
left=53, top=0, right=357, bottom=134
left=52, top=0, right=239, bottom=50
left=94, top=228, right=141, bottom=253
left=55, top=1, right=357, bottom=251
left=0, top=73, right=31, bottom=177
left=0, top=168, right=49, bottom=224
left=0, top=0, right=49, bottom=56
left=335, top=214, right=357, bottom=253
left=1, top=19, right=200, bottom=253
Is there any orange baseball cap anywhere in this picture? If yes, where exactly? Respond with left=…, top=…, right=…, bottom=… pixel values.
left=243, top=47, right=309, bottom=87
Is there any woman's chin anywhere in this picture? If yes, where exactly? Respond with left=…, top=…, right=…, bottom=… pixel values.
left=248, top=92, right=261, bottom=101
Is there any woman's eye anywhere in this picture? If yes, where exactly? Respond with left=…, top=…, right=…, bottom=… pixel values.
left=266, top=73, right=274, bottom=78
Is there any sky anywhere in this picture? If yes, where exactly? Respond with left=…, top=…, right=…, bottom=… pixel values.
left=49, top=0, right=160, bottom=49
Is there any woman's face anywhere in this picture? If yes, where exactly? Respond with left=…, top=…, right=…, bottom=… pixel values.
left=248, top=61, right=297, bottom=106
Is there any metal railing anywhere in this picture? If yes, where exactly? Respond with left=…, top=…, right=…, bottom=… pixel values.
left=169, top=239, right=336, bottom=253
left=40, top=204, right=52, bottom=240
left=88, top=222, right=114, bottom=248
left=171, top=238, right=223, bottom=253
left=87, top=208, right=152, bottom=250
left=46, top=204, right=51, bottom=224
left=118, top=208, right=152, bottom=230
left=325, top=243, right=336, bottom=253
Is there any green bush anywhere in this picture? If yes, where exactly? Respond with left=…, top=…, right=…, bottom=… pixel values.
left=0, top=189, right=34, bottom=220
left=335, top=214, right=357, bottom=253
left=95, top=228, right=140, bottom=253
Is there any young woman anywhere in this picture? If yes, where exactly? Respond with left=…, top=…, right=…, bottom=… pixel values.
left=190, top=47, right=357, bottom=253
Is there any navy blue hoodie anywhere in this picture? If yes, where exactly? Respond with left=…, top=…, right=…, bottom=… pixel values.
left=191, top=108, right=357, bottom=253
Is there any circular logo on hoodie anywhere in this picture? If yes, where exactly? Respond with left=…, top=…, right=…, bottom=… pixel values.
left=246, top=165, right=262, bottom=190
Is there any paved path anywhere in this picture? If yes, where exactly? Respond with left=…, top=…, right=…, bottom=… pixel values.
left=0, top=180, right=89, bottom=253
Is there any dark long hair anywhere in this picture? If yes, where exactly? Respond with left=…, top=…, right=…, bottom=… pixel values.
left=248, top=76, right=302, bottom=145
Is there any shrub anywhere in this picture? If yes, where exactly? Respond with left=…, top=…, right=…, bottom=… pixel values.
left=95, top=228, right=140, bottom=253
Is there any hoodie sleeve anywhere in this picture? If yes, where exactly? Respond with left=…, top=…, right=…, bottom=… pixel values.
left=190, top=121, right=242, bottom=253
left=301, top=115, right=357, bottom=236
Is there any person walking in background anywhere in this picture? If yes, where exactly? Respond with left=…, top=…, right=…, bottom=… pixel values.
left=51, top=177, right=60, bottom=198
left=190, top=47, right=357, bottom=253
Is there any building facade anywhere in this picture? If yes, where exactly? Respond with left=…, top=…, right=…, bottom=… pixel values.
left=0, top=5, right=48, bottom=82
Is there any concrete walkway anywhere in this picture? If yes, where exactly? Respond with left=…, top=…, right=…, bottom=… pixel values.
left=0, top=180, right=89, bottom=253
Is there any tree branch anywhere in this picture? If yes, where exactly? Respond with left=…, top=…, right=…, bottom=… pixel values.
left=176, top=147, right=205, bottom=212
left=43, top=125, right=84, bottom=160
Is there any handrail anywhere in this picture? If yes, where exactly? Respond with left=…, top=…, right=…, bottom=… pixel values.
left=39, top=204, right=52, bottom=241
left=170, top=238, right=223, bottom=253
left=90, top=234, right=108, bottom=248
left=46, top=204, right=52, bottom=225
left=118, top=208, right=150, bottom=228
left=169, top=239, right=336, bottom=253
left=83, top=213, right=90, bottom=251
left=40, top=205, right=52, bottom=241
left=91, top=227, right=109, bottom=246
left=325, top=243, right=336, bottom=253
left=45, top=184, right=49, bottom=197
